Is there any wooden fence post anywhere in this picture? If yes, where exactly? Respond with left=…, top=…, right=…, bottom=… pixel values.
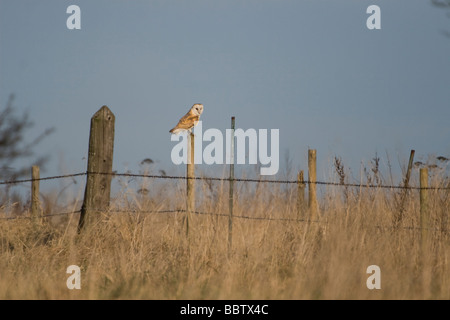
left=395, top=149, right=415, bottom=227
left=308, top=149, right=319, bottom=220
left=297, top=170, right=305, bottom=220
left=31, top=165, right=41, bottom=224
left=228, top=116, right=235, bottom=252
left=420, top=168, right=429, bottom=248
left=78, top=106, right=115, bottom=233
left=185, top=131, right=195, bottom=236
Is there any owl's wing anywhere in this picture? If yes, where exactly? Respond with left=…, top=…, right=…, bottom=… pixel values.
left=172, top=111, right=200, bottom=130
left=177, top=113, right=200, bottom=129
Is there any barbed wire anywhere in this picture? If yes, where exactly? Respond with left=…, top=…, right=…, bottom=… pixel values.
left=0, top=210, right=81, bottom=220
left=1, top=171, right=449, bottom=190
left=0, top=208, right=309, bottom=222
left=108, top=208, right=310, bottom=222
left=0, top=172, right=85, bottom=185
left=1, top=207, right=447, bottom=232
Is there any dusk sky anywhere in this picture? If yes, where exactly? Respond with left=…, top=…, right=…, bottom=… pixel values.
left=1, top=0, right=449, bottom=191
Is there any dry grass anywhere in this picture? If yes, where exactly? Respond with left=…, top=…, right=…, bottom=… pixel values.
left=0, top=170, right=449, bottom=300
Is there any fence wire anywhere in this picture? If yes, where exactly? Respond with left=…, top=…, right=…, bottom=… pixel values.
left=0, top=172, right=86, bottom=185
left=1, top=171, right=449, bottom=190
left=1, top=207, right=447, bottom=233
left=0, top=171, right=448, bottom=232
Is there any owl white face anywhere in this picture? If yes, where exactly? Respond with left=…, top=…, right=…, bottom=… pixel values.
left=192, top=104, right=204, bottom=116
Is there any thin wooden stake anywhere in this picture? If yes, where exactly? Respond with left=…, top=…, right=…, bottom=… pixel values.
left=78, top=106, right=115, bottom=233
left=228, top=116, right=235, bottom=251
left=308, top=149, right=319, bottom=220
left=297, top=170, right=305, bottom=220
left=420, top=168, right=429, bottom=249
left=395, top=149, right=415, bottom=227
left=31, top=165, right=41, bottom=224
left=404, top=150, right=415, bottom=190
left=186, top=131, right=195, bottom=236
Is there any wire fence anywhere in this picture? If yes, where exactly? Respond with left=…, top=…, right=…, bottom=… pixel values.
left=1, top=207, right=448, bottom=232
left=1, top=171, right=450, bottom=189
left=1, top=171, right=449, bottom=230
left=0, top=172, right=86, bottom=185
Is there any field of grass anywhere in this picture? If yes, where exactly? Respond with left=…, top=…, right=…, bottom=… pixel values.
left=0, top=164, right=449, bottom=300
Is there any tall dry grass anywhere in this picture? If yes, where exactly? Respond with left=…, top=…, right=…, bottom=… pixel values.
left=0, top=165, right=449, bottom=300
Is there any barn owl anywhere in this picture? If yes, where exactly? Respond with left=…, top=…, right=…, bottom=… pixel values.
left=169, top=103, right=204, bottom=134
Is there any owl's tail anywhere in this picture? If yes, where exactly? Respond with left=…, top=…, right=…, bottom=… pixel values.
left=169, top=127, right=181, bottom=134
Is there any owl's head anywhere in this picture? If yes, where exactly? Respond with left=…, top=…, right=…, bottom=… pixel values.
left=192, top=103, right=204, bottom=116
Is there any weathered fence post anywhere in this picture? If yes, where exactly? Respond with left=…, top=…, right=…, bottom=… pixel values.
left=78, top=106, right=115, bottom=233
left=308, top=149, right=319, bottom=220
left=395, top=149, right=415, bottom=227
left=420, top=168, right=429, bottom=248
left=31, top=165, right=41, bottom=224
left=185, top=131, right=195, bottom=236
left=228, top=116, right=235, bottom=252
left=297, top=170, right=305, bottom=220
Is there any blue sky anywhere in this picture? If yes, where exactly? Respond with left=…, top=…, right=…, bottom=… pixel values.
left=1, top=0, right=449, bottom=188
